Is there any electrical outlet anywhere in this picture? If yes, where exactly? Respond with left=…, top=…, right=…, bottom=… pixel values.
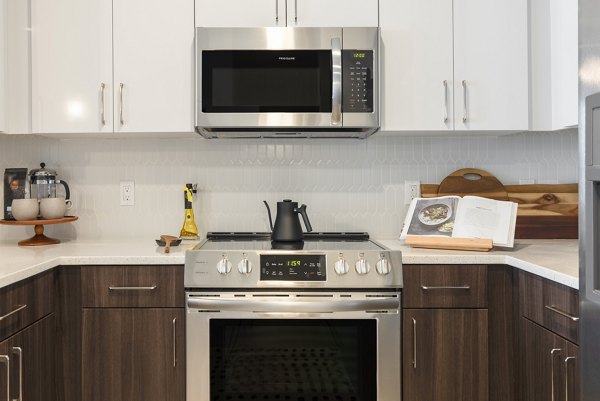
left=404, top=181, right=420, bottom=205
left=120, top=181, right=135, bottom=206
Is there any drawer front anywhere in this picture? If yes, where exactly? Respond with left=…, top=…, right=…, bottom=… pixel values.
left=519, top=270, right=579, bottom=344
left=0, top=270, right=54, bottom=341
left=82, top=265, right=184, bottom=308
left=403, top=265, right=488, bottom=308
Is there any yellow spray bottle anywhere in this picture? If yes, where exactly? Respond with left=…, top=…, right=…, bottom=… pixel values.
left=180, top=184, right=199, bottom=239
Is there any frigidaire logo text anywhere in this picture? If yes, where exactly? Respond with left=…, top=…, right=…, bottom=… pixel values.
left=278, top=57, right=296, bottom=61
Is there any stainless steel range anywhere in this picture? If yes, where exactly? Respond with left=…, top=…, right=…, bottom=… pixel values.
left=185, top=232, right=402, bottom=401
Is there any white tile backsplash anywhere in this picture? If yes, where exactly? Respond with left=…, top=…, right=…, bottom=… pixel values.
left=0, top=129, right=578, bottom=241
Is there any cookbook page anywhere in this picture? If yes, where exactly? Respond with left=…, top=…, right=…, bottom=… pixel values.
left=400, top=196, right=461, bottom=240
left=451, top=196, right=518, bottom=247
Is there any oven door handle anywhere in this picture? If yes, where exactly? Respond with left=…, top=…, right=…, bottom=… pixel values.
left=187, top=297, right=399, bottom=313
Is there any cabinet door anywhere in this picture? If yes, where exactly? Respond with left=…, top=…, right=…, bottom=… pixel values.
left=403, top=309, right=488, bottom=401
left=522, top=318, right=562, bottom=401
left=31, top=0, right=113, bottom=133
left=289, top=0, right=378, bottom=27
left=0, top=314, right=56, bottom=401
left=380, top=0, right=453, bottom=131
left=195, top=0, right=286, bottom=27
left=82, top=308, right=185, bottom=401
left=453, top=0, right=528, bottom=131
left=113, top=0, right=194, bottom=133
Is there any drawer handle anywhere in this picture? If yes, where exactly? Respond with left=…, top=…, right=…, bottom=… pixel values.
left=0, top=305, right=27, bottom=321
left=545, top=305, right=579, bottom=322
left=108, top=286, right=158, bottom=291
left=421, top=285, right=471, bottom=290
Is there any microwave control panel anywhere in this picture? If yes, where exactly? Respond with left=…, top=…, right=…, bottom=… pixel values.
left=342, top=50, right=374, bottom=113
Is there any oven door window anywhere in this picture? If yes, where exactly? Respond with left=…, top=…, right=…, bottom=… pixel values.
left=202, top=50, right=333, bottom=113
left=210, top=319, right=376, bottom=401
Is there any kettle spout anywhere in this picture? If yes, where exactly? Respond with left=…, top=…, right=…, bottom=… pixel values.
left=263, top=201, right=274, bottom=231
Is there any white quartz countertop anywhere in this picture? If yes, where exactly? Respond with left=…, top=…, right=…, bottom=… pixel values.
left=0, top=238, right=579, bottom=289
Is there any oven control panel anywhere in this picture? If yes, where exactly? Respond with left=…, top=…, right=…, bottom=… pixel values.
left=260, top=254, right=326, bottom=281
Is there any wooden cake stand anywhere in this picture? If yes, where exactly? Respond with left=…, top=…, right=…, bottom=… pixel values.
left=0, top=216, right=78, bottom=246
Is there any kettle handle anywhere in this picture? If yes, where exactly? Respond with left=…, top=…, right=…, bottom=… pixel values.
left=294, top=204, right=313, bottom=233
left=57, top=180, right=71, bottom=201
left=263, top=201, right=274, bottom=231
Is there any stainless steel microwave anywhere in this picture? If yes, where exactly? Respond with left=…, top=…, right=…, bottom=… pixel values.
left=195, top=27, right=379, bottom=139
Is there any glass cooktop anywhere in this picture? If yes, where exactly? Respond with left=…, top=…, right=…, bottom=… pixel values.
left=198, top=232, right=384, bottom=251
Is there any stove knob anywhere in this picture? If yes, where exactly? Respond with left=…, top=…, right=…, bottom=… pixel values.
left=238, top=258, right=252, bottom=274
left=355, top=258, right=371, bottom=275
left=334, top=258, right=349, bottom=275
left=376, top=257, right=391, bottom=275
left=216, top=258, right=232, bottom=275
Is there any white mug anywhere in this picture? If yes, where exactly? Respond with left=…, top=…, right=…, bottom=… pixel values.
left=11, top=198, right=40, bottom=221
left=40, top=197, right=72, bottom=220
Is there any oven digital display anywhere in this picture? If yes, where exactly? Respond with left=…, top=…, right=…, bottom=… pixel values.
left=260, top=254, right=326, bottom=281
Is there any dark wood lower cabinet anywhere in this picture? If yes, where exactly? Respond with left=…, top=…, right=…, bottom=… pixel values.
left=82, top=308, right=185, bottom=401
left=0, top=314, right=56, bottom=401
left=403, top=309, right=489, bottom=401
left=522, top=317, right=579, bottom=401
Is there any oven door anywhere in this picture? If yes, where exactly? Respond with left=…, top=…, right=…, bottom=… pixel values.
left=186, top=291, right=401, bottom=401
left=196, top=27, right=343, bottom=130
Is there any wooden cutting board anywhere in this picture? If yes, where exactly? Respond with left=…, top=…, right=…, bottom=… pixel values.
left=421, top=168, right=578, bottom=239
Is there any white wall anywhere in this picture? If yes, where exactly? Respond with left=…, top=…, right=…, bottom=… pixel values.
left=0, top=130, right=578, bottom=241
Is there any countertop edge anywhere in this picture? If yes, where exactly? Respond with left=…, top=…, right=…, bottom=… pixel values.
left=0, top=240, right=579, bottom=290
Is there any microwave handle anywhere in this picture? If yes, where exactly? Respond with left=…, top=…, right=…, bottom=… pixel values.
left=331, top=37, right=342, bottom=126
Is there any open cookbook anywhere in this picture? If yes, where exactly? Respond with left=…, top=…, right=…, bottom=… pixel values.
left=400, top=196, right=518, bottom=248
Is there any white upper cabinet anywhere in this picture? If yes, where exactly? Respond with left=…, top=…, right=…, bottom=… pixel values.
left=530, top=0, right=578, bottom=130
left=288, top=0, right=378, bottom=27
left=453, top=0, right=529, bottom=131
left=195, top=0, right=378, bottom=27
left=113, top=0, right=194, bottom=133
left=195, top=0, right=286, bottom=27
left=32, top=0, right=193, bottom=134
left=32, top=0, right=113, bottom=134
left=380, top=0, right=453, bottom=131
left=0, top=0, right=6, bottom=133
left=381, top=0, right=528, bottom=133
left=2, top=0, right=31, bottom=134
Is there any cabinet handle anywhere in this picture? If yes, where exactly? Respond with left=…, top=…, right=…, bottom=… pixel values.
left=11, top=348, right=22, bottom=401
left=412, top=317, right=417, bottom=369
left=294, top=0, right=298, bottom=23
left=172, top=317, right=177, bottom=368
left=443, top=80, right=449, bottom=123
left=0, top=355, right=9, bottom=401
left=108, top=285, right=158, bottom=291
left=421, top=285, right=470, bottom=290
left=119, top=83, right=125, bottom=125
left=275, top=0, right=279, bottom=23
left=0, top=305, right=27, bottom=321
left=462, top=80, right=468, bottom=123
left=545, top=305, right=580, bottom=322
left=550, top=348, right=562, bottom=401
left=100, top=83, right=106, bottom=126
left=564, top=356, right=575, bottom=401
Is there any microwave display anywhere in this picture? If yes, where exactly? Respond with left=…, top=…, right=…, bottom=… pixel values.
left=202, top=50, right=333, bottom=113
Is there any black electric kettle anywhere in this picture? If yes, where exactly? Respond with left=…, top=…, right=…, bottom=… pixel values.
left=263, top=199, right=313, bottom=242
